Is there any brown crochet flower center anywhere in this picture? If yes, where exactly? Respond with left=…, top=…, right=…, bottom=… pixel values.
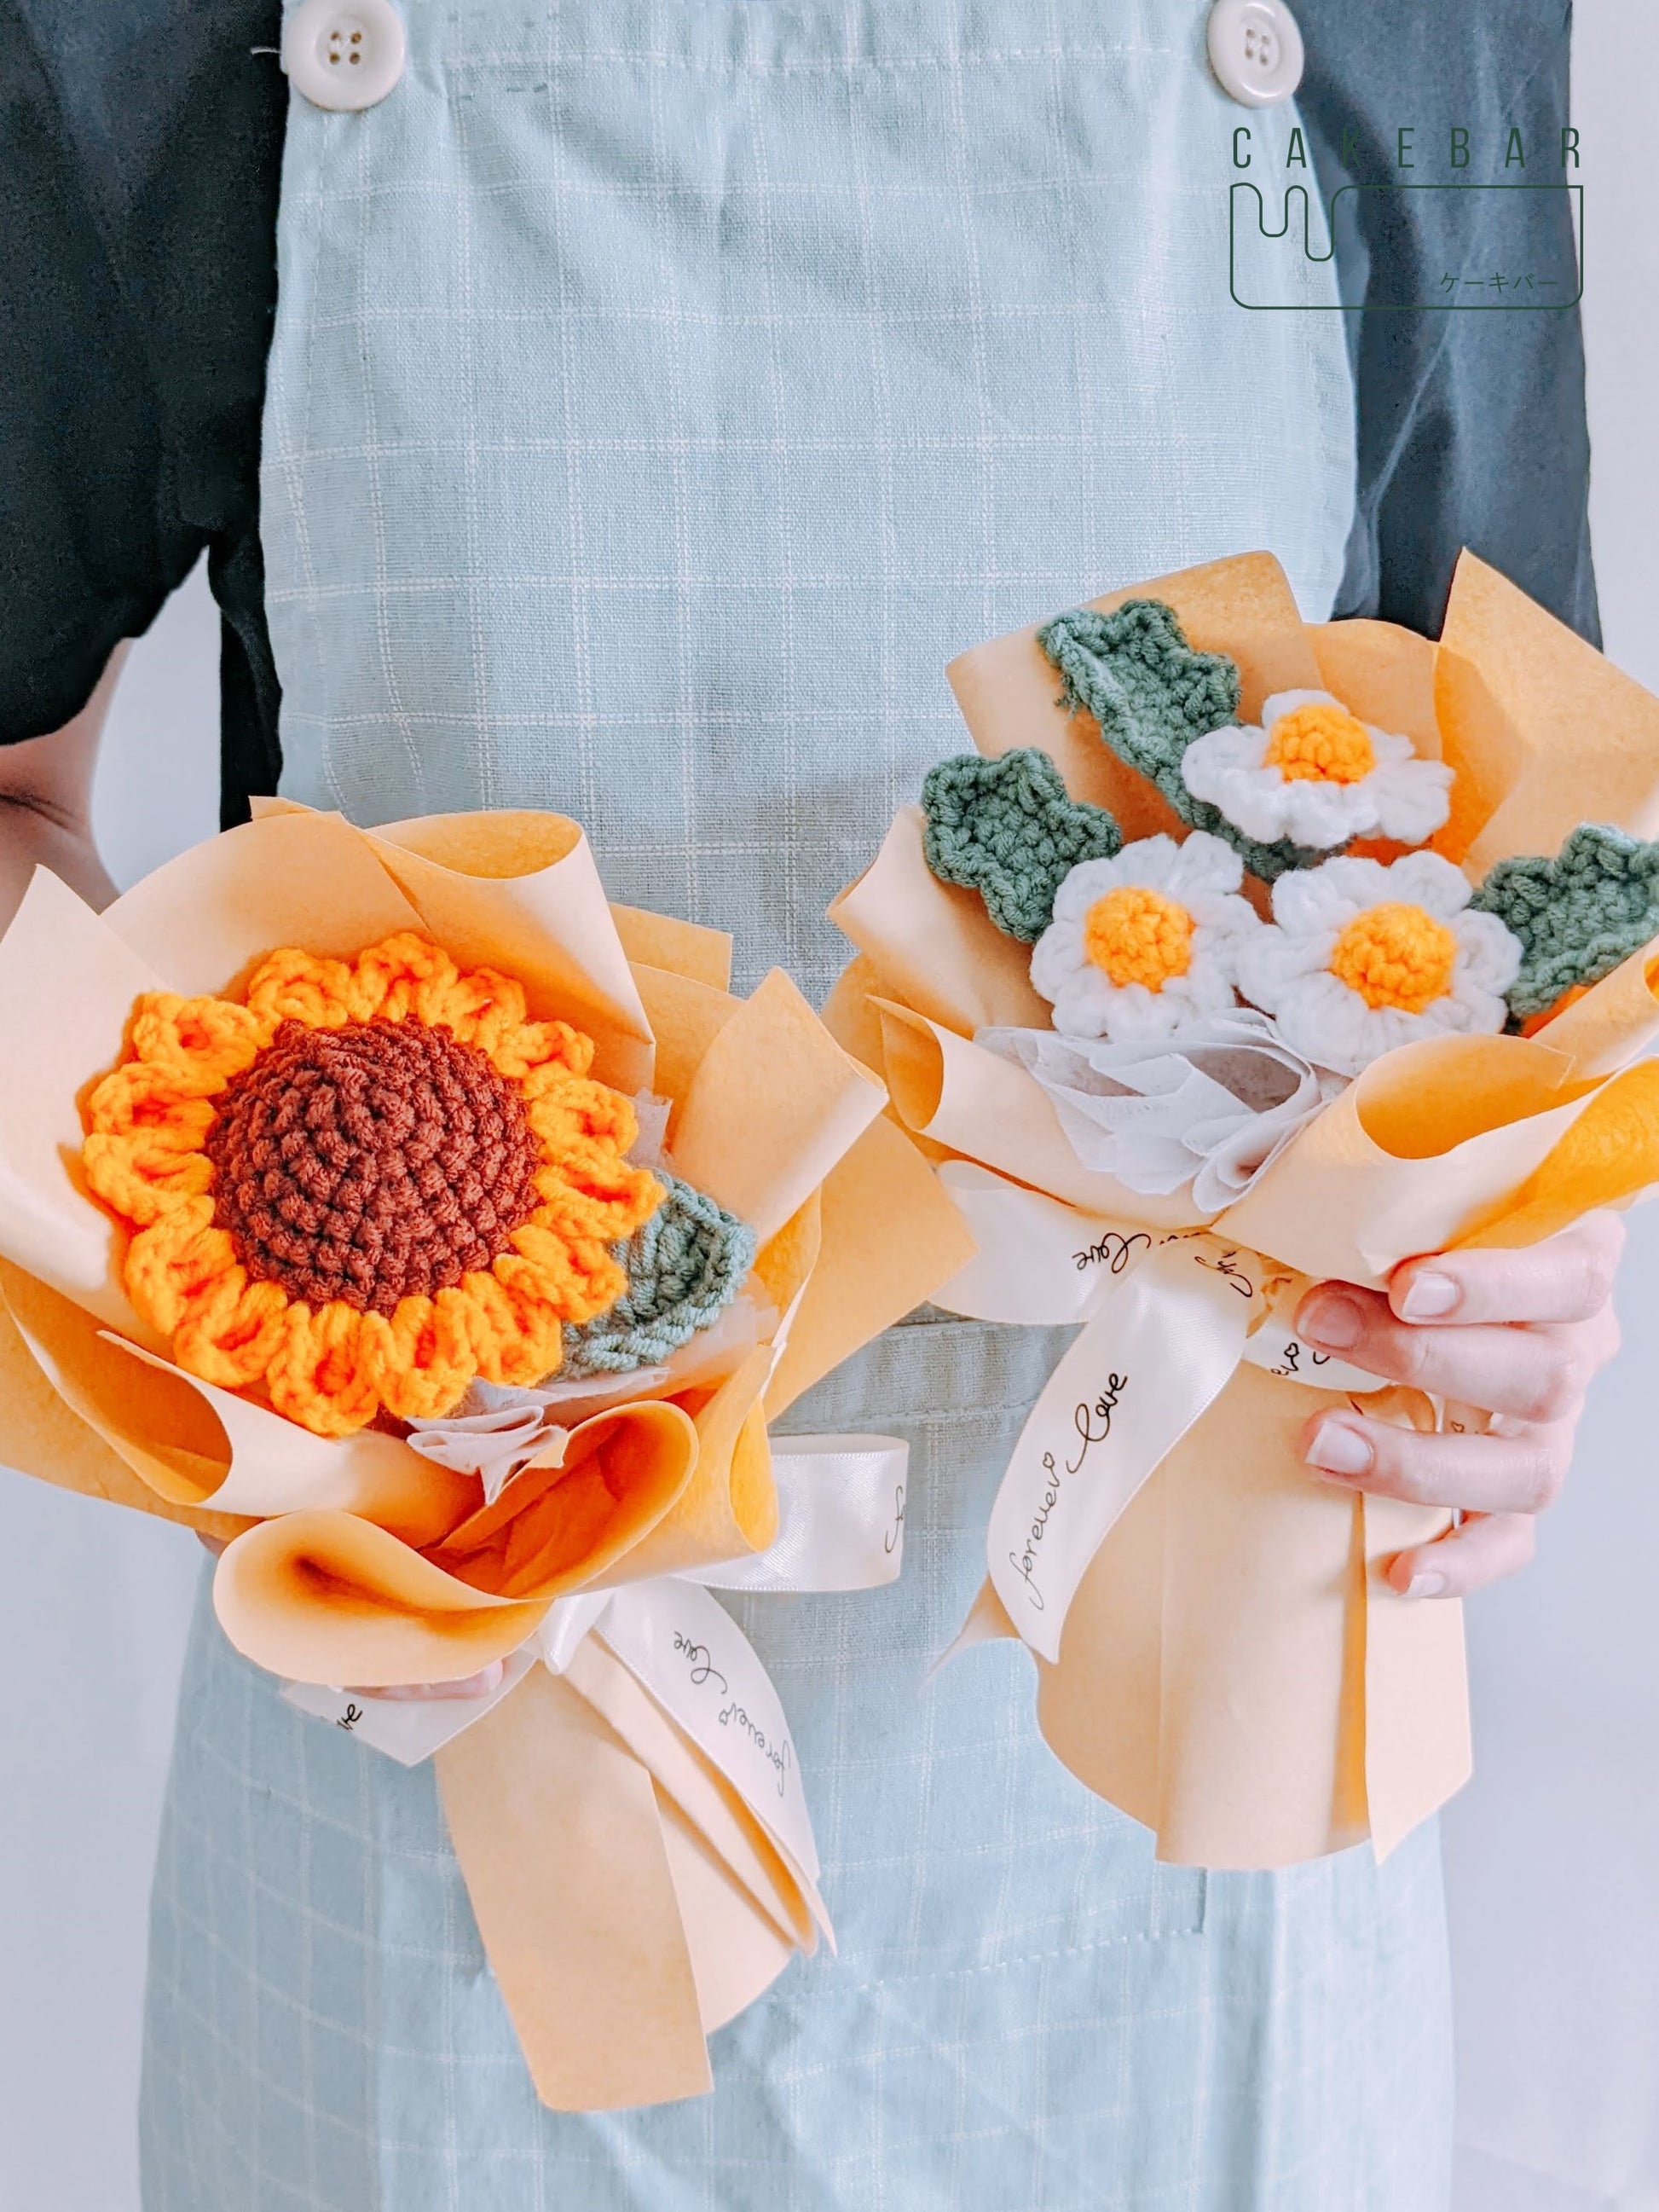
left=205, top=1018, right=543, bottom=1317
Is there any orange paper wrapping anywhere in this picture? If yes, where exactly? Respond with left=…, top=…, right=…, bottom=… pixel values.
left=833, top=548, right=1659, bottom=1868
left=0, top=803, right=968, bottom=2109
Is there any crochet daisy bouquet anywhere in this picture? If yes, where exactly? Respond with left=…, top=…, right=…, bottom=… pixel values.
left=826, top=548, right=1659, bottom=1869
left=0, top=799, right=969, bottom=2109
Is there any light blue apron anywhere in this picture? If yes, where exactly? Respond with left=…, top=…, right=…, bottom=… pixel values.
left=140, top=3, right=1453, bottom=2205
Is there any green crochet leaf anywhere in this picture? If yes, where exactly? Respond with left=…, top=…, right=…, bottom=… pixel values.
left=1471, top=824, right=1659, bottom=1022
left=1036, top=598, right=1328, bottom=881
left=921, top=748, right=1123, bottom=941
left=563, top=1173, right=756, bottom=1379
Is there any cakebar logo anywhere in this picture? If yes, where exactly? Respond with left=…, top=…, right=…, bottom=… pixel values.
left=1228, top=121, right=1584, bottom=310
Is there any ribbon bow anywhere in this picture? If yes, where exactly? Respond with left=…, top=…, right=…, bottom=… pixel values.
left=281, top=1429, right=909, bottom=2107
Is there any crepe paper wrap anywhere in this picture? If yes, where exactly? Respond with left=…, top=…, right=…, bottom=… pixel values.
left=0, top=801, right=976, bottom=2111
left=282, top=1425, right=913, bottom=2109
left=828, top=547, right=1659, bottom=1870
left=288, top=1428, right=910, bottom=1758
left=977, top=1010, right=1338, bottom=1215
left=1036, top=598, right=1327, bottom=881
left=919, top=748, right=1123, bottom=941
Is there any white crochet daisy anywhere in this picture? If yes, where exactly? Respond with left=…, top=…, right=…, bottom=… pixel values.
left=1179, top=688, right=1453, bottom=851
left=1236, top=849, right=1522, bottom=1077
left=1030, top=832, right=1260, bottom=1042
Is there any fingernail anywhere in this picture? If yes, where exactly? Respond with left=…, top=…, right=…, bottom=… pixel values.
left=1298, top=1290, right=1366, bottom=1350
left=1406, top=1572, right=1448, bottom=1599
left=1306, top=1419, right=1373, bottom=1478
left=1400, top=1271, right=1460, bottom=1322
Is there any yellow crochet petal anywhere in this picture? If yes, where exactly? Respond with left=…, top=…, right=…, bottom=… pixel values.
left=83, top=1126, right=217, bottom=1227
left=524, top=1074, right=641, bottom=1163
left=350, top=932, right=459, bottom=1025
left=172, top=1274, right=292, bottom=1389
left=361, top=1291, right=477, bottom=1423
left=488, top=1015, right=593, bottom=1081
left=85, top=1060, right=225, bottom=1137
left=519, top=1061, right=627, bottom=1120
left=529, top=1150, right=663, bottom=1247
left=470, top=1260, right=572, bottom=1387
left=124, top=1199, right=240, bottom=1336
left=506, top=1222, right=627, bottom=1323
left=409, top=964, right=488, bottom=1035
left=430, top=964, right=529, bottom=1056
left=265, top=1303, right=382, bottom=1438
left=244, top=947, right=367, bottom=1031
left=128, top=992, right=269, bottom=1075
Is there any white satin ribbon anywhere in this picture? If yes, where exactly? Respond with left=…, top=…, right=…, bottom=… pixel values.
left=930, top=1160, right=1152, bottom=1326
left=930, top=1159, right=1390, bottom=1663
left=687, top=1436, right=908, bottom=1591
left=282, top=1422, right=908, bottom=1886
left=280, top=1584, right=820, bottom=1890
left=543, top=1578, right=821, bottom=1883
left=281, top=1653, right=538, bottom=1763
left=986, top=1236, right=1263, bottom=1660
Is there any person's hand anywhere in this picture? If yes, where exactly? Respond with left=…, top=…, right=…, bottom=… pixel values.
left=194, top=1531, right=505, bottom=1700
left=1294, top=1213, right=1624, bottom=1600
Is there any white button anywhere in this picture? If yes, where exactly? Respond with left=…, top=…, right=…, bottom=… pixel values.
left=1206, top=0, right=1304, bottom=108
left=283, top=0, right=406, bottom=112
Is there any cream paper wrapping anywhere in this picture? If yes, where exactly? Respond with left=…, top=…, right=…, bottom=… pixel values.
left=828, top=547, right=1659, bottom=1869
left=0, top=803, right=974, bottom=2110
left=281, top=1425, right=913, bottom=2112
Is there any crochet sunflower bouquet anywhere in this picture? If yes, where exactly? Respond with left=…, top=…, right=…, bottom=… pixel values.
left=825, top=548, right=1659, bottom=1870
left=0, top=799, right=968, bottom=2110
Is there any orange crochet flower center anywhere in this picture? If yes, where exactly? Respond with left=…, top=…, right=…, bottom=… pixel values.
left=1264, top=703, right=1376, bottom=785
left=1082, top=885, right=1194, bottom=992
left=79, top=932, right=664, bottom=1439
left=1327, top=901, right=1457, bottom=1014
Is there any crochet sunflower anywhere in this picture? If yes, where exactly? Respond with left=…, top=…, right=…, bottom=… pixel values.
left=80, top=931, right=663, bottom=1438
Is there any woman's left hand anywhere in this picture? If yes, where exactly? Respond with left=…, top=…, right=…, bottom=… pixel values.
left=1294, top=1213, right=1626, bottom=1599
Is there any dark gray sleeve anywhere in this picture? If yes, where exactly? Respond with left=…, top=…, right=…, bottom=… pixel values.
left=0, top=0, right=285, bottom=816
left=1292, top=0, right=1598, bottom=645
left=0, top=0, right=182, bottom=740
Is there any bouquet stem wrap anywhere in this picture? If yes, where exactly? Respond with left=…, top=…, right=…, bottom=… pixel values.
left=0, top=799, right=974, bottom=2105
left=828, top=549, right=1659, bottom=1869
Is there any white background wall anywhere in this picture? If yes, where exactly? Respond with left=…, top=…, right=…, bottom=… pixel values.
left=1448, top=6, right=1659, bottom=2207
left=0, top=572, right=221, bottom=2212
left=0, top=4, right=1654, bottom=2204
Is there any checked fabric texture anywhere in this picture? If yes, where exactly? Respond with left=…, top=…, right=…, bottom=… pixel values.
left=141, top=3, right=1452, bottom=2207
